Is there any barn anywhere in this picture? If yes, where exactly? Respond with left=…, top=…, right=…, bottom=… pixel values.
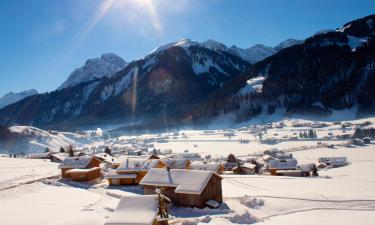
left=106, top=159, right=166, bottom=185
left=58, top=155, right=101, bottom=179
left=140, top=168, right=223, bottom=208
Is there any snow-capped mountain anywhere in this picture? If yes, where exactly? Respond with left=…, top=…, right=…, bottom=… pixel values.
left=0, top=89, right=38, bottom=109
left=149, top=38, right=302, bottom=64
left=0, top=40, right=249, bottom=128
left=58, top=53, right=127, bottom=90
left=191, top=14, right=375, bottom=123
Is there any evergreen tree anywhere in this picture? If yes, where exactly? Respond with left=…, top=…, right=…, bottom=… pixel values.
left=60, top=147, right=65, bottom=153
left=104, top=146, right=112, bottom=156
left=67, top=145, right=74, bottom=157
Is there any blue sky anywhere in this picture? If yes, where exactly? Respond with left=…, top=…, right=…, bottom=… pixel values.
left=0, top=0, right=374, bottom=96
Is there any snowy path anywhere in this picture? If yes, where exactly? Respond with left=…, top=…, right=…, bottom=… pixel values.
left=0, top=157, right=59, bottom=190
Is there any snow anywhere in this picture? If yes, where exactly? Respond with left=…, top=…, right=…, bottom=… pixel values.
left=190, top=162, right=222, bottom=172
left=58, top=53, right=127, bottom=90
left=347, top=35, right=368, bottom=50
left=65, top=167, right=100, bottom=174
left=0, top=89, right=38, bottom=109
left=104, top=195, right=158, bottom=225
left=58, top=156, right=95, bottom=169
left=140, top=168, right=214, bottom=194
left=6, top=126, right=90, bottom=153
left=237, top=76, right=265, bottom=95
left=147, top=38, right=302, bottom=64
left=268, top=159, right=298, bottom=170
left=117, top=159, right=160, bottom=171
left=2, top=116, right=375, bottom=224
left=0, top=157, right=59, bottom=190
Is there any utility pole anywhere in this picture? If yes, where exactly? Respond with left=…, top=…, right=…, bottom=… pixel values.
left=155, top=189, right=171, bottom=225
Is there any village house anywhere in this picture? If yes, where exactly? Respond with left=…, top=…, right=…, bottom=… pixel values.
left=232, top=163, right=256, bottom=175
left=268, top=159, right=298, bottom=175
left=106, top=159, right=166, bottom=185
left=163, top=158, right=191, bottom=169
left=318, top=157, right=348, bottom=168
left=58, top=155, right=101, bottom=181
left=104, top=195, right=161, bottom=225
left=140, top=168, right=223, bottom=208
left=190, top=161, right=224, bottom=174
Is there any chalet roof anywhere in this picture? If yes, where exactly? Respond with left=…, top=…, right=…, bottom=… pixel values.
left=117, top=159, right=161, bottom=172
left=104, top=195, right=158, bottom=225
left=95, top=153, right=114, bottom=164
left=105, top=174, right=137, bottom=179
left=269, top=159, right=298, bottom=169
left=51, top=153, right=67, bottom=161
left=241, top=163, right=256, bottom=169
left=163, top=158, right=190, bottom=169
left=190, top=162, right=222, bottom=172
left=140, top=168, right=219, bottom=194
left=58, top=155, right=96, bottom=169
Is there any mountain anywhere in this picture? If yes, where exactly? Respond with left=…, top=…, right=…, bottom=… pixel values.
left=190, top=14, right=375, bottom=123
left=58, top=53, right=127, bottom=90
left=200, top=38, right=302, bottom=64
left=0, top=89, right=38, bottom=109
left=0, top=39, right=250, bottom=129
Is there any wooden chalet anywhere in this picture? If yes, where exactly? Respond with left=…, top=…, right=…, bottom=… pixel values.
left=58, top=155, right=101, bottom=180
left=106, top=159, right=166, bottom=185
left=140, top=168, right=223, bottom=208
left=232, top=163, right=256, bottom=175
left=268, top=159, right=298, bottom=175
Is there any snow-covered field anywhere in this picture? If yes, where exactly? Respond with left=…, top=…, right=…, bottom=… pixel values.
left=0, top=117, right=375, bottom=225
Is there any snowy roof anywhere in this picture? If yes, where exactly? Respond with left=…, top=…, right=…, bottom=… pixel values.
left=241, top=163, right=256, bottom=170
left=65, top=167, right=100, bottom=174
left=58, top=155, right=96, bottom=169
left=52, top=153, right=67, bottom=161
left=95, top=153, right=114, bottom=164
left=171, top=152, right=201, bottom=159
left=104, top=195, right=158, bottom=225
left=113, top=155, right=149, bottom=164
left=117, top=159, right=161, bottom=172
left=140, top=168, right=218, bottom=194
left=190, top=162, right=222, bottom=172
left=28, top=152, right=51, bottom=159
left=269, top=159, right=298, bottom=169
left=105, top=174, right=137, bottom=179
left=163, top=158, right=190, bottom=169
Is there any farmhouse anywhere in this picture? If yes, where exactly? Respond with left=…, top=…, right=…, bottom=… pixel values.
left=268, top=159, right=298, bottom=175
left=58, top=155, right=101, bottom=179
left=104, top=195, right=161, bottom=225
left=190, top=161, right=224, bottom=174
left=140, top=168, right=223, bottom=208
left=106, top=159, right=166, bottom=185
